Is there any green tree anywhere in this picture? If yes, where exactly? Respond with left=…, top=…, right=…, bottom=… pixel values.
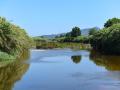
left=71, top=27, right=81, bottom=37
left=104, top=18, right=120, bottom=28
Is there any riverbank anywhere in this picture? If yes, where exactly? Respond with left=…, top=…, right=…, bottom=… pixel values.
left=0, top=17, right=33, bottom=60
left=35, top=42, right=91, bottom=50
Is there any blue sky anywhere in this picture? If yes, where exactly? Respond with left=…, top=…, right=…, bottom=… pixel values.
left=0, top=0, right=120, bottom=36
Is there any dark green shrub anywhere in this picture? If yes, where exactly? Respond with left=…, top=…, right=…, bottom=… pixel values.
left=91, top=24, right=120, bottom=54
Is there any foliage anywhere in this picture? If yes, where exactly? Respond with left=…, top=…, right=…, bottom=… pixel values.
left=89, top=27, right=98, bottom=35
left=35, top=42, right=91, bottom=50
left=65, top=32, right=71, bottom=37
left=0, top=51, right=15, bottom=60
left=65, top=26, right=81, bottom=38
left=73, top=36, right=90, bottom=43
left=90, top=24, right=120, bottom=54
left=53, top=26, right=83, bottom=43
left=63, top=37, right=74, bottom=42
left=55, top=35, right=90, bottom=43
left=36, top=42, right=59, bottom=49
left=71, top=27, right=81, bottom=37
left=0, top=17, right=32, bottom=58
left=104, top=18, right=120, bottom=28
left=53, top=37, right=66, bottom=42
left=33, top=36, right=48, bottom=43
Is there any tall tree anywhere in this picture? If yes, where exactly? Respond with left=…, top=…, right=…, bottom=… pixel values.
left=71, top=27, right=81, bottom=37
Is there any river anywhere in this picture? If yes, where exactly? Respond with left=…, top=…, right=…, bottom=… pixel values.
left=1, top=49, right=120, bottom=90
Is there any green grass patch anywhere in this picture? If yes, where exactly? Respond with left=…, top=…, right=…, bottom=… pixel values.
left=0, top=51, right=16, bottom=60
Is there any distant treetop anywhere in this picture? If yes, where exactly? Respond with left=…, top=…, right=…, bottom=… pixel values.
left=71, top=27, right=81, bottom=37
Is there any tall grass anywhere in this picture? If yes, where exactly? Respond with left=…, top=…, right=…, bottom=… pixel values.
left=36, top=42, right=91, bottom=50
left=0, top=17, right=33, bottom=60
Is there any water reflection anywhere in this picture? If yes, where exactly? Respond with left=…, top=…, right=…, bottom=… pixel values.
left=6, top=49, right=120, bottom=90
left=0, top=51, right=30, bottom=90
left=90, top=50, right=120, bottom=71
left=71, top=55, right=81, bottom=64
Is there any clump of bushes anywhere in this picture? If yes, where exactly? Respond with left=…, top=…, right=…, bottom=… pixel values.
left=36, top=42, right=59, bottom=49
left=90, top=23, right=120, bottom=54
left=0, top=17, right=32, bottom=59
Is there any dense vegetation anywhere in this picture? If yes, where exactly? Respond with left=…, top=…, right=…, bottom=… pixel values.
left=55, top=26, right=92, bottom=43
left=33, top=17, right=120, bottom=55
left=35, top=42, right=91, bottom=50
left=104, top=18, right=120, bottom=28
left=89, top=27, right=98, bottom=35
left=33, top=29, right=91, bottom=50
left=0, top=17, right=32, bottom=59
left=90, top=18, right=120, bottom=54
left=66, top=27, right=81, bottom=37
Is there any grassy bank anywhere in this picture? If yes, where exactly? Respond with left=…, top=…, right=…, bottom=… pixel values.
left=0, top=17, right=33, bottom=60
left=35, top=41, right=91, bottom=50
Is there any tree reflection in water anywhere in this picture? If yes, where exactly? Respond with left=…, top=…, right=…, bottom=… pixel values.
left=0, top=51, right=30, bottom=90
left=71, top=55, right=81, bottom=64
left=90, top=50, right=120, bottom=71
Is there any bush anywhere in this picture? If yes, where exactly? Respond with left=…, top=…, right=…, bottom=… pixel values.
left=90, top=24, right=120, bottom=54
left=0, top=17, right=32, bottom=57
left=74, top=36, right=90, bottom=43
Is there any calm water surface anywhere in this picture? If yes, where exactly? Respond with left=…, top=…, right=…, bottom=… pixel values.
left=1, top=49, right=120, bottom=90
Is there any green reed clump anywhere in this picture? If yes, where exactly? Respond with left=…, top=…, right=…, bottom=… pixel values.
left=0, top=17, right=32, bottom=59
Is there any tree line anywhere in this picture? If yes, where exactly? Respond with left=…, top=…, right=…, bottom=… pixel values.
left=55, top=17, right=120, bottom=54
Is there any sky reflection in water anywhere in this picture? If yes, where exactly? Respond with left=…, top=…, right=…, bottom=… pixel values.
left=1, top=49, right=120, bottom=90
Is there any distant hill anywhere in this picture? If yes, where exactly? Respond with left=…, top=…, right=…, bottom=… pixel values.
left=41, top=33, right=66, bottom=39
left=40, top=34, right=57, bottom=39
left=40, top=27, right=100, bottom=39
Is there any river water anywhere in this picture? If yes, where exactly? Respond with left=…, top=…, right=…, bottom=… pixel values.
left=1, top=49, right=120, bottom=90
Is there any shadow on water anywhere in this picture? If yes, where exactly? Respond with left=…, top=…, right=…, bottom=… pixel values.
left=71, top=55, right=81, bottom=64
left=0, top=51, right=30, bottom=90
left=90, top=50, right=120, bottom=71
